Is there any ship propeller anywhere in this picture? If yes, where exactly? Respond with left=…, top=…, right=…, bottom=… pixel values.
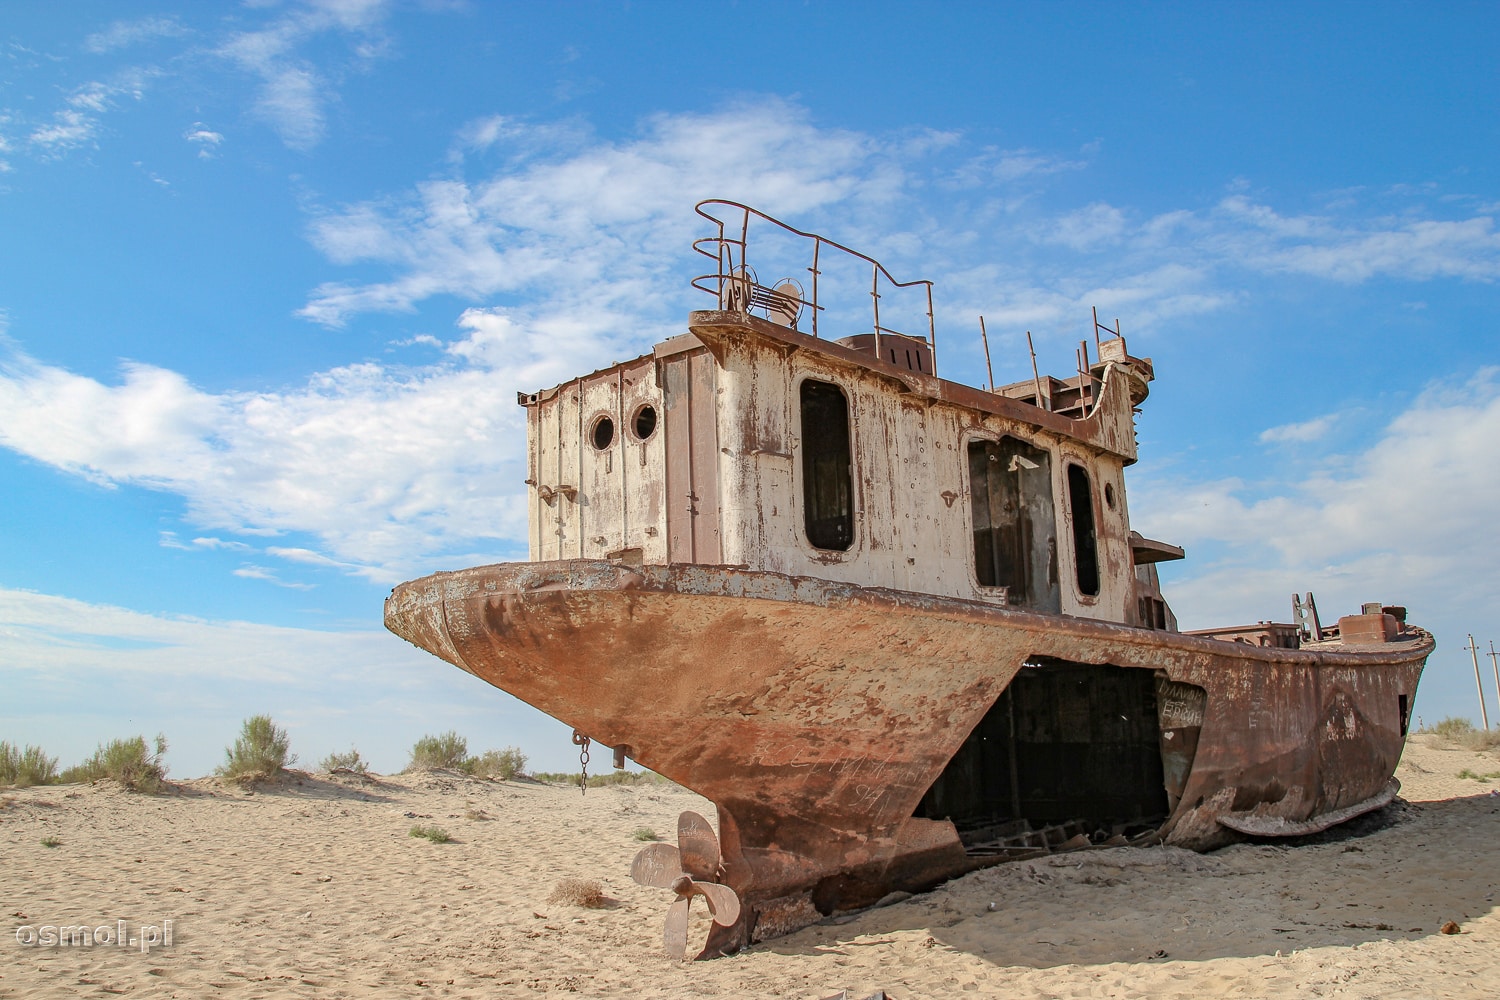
left=629, top=810, right=742, bottom=960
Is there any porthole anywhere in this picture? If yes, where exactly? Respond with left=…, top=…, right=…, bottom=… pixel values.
left=633, top=404, right=658, bottom=441
left=1104, top=482, right=1117, bottom=510
left=592, top=415, right=615, bottom=451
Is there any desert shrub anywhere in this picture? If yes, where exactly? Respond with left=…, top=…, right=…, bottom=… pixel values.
left=407, top=731, right=469, bottom=771
left=60, top=735, right=169, bottom=793
left=0, top=741, right=59, bottom=787
left=532, top=769, right=673, bottom=789
left=547, top=877, right=606, bottom=908
left=40, top=835, right=60, bottom=848
left=1421, top=716, right=1500, bottom=752
left=409, top=824, right=452, bottom=843
left=219, top=715, right=295, bottom=784
left=468, top=746, right=528, bottom=780
left=633, top=827, right=659, bottom=841
left=1463, top=728, right=1500, bottom=752
left=319, top=747, right=368, bottom=773
left=1426, top=716, right=1477, bottom=739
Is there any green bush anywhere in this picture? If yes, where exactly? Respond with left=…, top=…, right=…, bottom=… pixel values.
left=319, top=747, right=368, bottom=773
left=468, top=746, right=528, bottom=780
left=409, top=823, right=452, bottom=843
left=60, top=735, right=169, bottom=793
left=219, top=715, right=294, bottom=784
left=0, top=741, right=59, bottom=788
left=406, top=731, right=469, bottom=771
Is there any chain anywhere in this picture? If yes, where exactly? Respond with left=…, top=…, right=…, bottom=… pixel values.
left=572, top=730, right=591, bottom=796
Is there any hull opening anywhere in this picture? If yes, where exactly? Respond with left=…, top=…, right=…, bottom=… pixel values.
left=914, top=658, right=1170, bottom=854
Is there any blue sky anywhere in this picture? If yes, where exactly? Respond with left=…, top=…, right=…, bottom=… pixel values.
left=2, top=2, right=1497, bottom=777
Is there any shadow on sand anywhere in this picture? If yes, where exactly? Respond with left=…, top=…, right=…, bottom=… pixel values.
left=766, top=794, right=1500, bottom=968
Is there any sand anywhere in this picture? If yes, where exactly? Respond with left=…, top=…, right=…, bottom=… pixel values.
left=2, top=735, right=1497, bottom=999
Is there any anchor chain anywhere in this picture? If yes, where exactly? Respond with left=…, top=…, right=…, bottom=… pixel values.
left=571, top=730, right=591, bottom=796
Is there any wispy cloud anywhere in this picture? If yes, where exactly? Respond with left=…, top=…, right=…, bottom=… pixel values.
left=84, top=16, right=189, bottom=54
left=299, top=100, right=889, bottom=326
left=217, top=0, right=394, bottom=151
left=1260, top=414, right=1339, bottom=445
left=27, top=76, right=149, bottom=155
left=233, top=564, right=316, bottom=590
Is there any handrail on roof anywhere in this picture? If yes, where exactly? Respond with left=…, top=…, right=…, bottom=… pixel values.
left=692, top=199, right=937, bottom=376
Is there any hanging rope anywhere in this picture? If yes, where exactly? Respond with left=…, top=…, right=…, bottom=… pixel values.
left=571, top=730, right=591, bottom=796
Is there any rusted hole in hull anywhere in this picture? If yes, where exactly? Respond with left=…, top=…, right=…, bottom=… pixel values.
left=914, top=658, right=1170, bottom=848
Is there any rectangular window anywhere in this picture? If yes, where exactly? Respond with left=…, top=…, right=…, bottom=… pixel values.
left=1067, top=464, right=1100, bottom=596
left=800, top=379, right=853, bottom=551
left=968, top=437, right=1060, bottom=611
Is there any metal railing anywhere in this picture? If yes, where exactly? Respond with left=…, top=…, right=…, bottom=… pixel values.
left=691, top=199, right=937, bottom=376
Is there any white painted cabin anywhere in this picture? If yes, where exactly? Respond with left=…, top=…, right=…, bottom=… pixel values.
left=519, top=201, right=1181, bottom=631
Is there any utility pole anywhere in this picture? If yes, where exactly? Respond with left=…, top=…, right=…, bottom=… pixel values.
left=1490, top=641, right=1500, bottom=723
left=1468, top=634, right=1490, bottom=731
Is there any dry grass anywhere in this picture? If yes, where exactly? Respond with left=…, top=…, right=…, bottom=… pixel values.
left=547, top=877, right=607, bottom=908
left=60, top=735, right=169, bottom=793
left=1420, top=716, right=1500, bottom=753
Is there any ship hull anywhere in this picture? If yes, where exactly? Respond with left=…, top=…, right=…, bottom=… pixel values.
left=385, top=560, right=1430, bottom=949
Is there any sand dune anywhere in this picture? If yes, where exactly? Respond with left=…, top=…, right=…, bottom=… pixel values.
left=2, top=735, right=1497, bottom=998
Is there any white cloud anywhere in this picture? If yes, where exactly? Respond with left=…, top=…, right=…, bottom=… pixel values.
left=1212, top=195, right=1500, bottom=283
left=1259, top=414, right=1339, bottom=444
left=217, top=0, right=393, bottom=151
left=184, top=123, right=225, bottom=159
left=233, top=564, right=316, bottom=590
left=84, top=16, right=188, bottom=54
left=26, top=78, right=149, bottom=155
left=29, top=110, right=97, bottom=150
left=0, top=324, right=534, bottom=581
left=298, top=101, right=891, bottom=326
left=1043, top=202, right=1128, bottom=251
left=192, top=536, right=252, bottom=551
left=1135, top=368, right=1500, bottom=635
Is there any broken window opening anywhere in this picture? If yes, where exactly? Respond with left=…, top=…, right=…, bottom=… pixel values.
left=913, top=659, right=1174, bottom=849
left=1068, top=464, right=1100, bottom=597
left=968, top=437, right=1060, bottom=612
left=800, top=379, right=854, bottom=551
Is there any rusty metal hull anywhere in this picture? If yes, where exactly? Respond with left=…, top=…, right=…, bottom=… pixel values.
left=384, top=559, right=1430, bottom=948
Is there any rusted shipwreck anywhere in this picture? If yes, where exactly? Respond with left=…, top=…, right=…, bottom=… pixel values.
left=385, top=200, right=1432, bottom=958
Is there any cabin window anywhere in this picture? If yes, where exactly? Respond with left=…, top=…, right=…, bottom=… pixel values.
left=1068, top=464, right=1100, bottom=597
left=968, top=437, right=1060, bottom=612
left=632, top=404, right=658, bottom=441
left=591, top=415, right=615, bottom=450
left=800, top=379, right=854, bottom=551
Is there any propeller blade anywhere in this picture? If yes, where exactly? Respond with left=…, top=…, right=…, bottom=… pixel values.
left=662, top=896, right=692, bottom=961
left=630, top=842, right=682, bottom=889
left=692, top=880, right=742, bottom=928
left=677, top=811, right=720, bottom=881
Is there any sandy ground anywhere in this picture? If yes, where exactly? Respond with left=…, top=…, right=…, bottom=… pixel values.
left=2, top=735, right=1498, bottom=999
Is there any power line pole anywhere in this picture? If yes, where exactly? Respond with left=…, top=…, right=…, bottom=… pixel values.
left=1490, top=640, right=1500, bottom=723
left=1469, top=634, right=1491, bottom=731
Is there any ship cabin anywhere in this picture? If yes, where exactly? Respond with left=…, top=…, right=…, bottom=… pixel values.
left=520, top=200, right=1183, bottom=634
